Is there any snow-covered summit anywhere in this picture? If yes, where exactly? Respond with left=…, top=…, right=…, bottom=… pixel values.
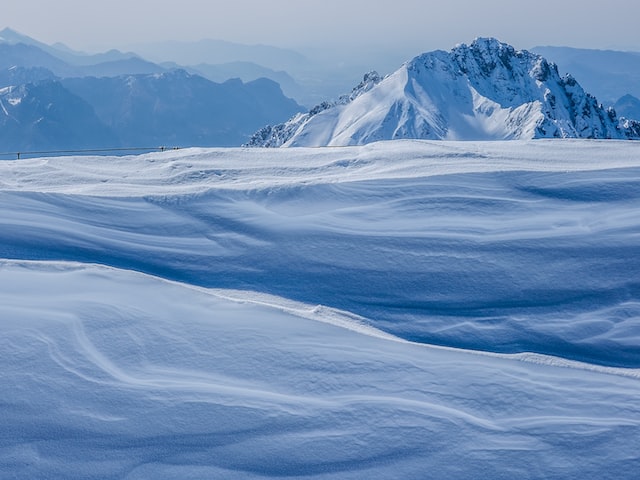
left=247, top=38, right=640, bottom=146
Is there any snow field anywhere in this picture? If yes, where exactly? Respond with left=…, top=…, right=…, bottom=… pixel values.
left=1, top=140, right=639, bottom=366
left=1, top=139, right=640, bottom=478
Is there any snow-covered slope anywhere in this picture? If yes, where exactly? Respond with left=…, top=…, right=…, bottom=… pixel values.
left=1, top=140, right=640, bottom=477
left=2, top=259, right=639, bottom=479
left=247, top=38, right=640, bottom=146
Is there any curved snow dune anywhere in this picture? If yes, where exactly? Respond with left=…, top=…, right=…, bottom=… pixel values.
left=1, top=261, right=639, bottom=479
left=1, top=140, right=639, bottom=367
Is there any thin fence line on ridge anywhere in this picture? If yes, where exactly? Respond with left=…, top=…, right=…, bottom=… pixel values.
left=0, top=146, right=181, bottom=160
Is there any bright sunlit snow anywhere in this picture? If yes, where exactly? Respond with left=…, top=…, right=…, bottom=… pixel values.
left=248, top=39, right=640, bottom=147
left=1, top=139, right=640, bottom=478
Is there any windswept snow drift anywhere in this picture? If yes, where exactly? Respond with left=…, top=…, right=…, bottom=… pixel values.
left=2, top=260, right=640, bottom=479
left=1, top=141, right=639, bottom=366
left=1, top=140, right=640, bottom=478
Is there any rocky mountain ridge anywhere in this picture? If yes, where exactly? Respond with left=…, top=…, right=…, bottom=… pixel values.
left=247, top=38, right=640, bottom=146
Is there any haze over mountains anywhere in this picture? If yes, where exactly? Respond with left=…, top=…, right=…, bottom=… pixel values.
left=1, top=27, right=640, bottom=154
left=0, top=28, right=303, bottom=152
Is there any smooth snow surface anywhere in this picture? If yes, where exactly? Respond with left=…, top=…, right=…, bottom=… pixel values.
left=1, top=140, right=640, bottom=478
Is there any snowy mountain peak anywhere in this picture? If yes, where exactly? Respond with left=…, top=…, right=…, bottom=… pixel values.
left=247, top=38, right=640, bottom=146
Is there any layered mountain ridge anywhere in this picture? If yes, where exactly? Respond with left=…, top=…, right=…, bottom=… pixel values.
left=247, top=38, right=640, bottom=146
left=0, top=66, right=303, bottom=152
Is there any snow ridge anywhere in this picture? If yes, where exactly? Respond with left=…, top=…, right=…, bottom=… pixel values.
left=247, top=38, right=640, bottom=146
left=246, top=71, right=383, bottom=147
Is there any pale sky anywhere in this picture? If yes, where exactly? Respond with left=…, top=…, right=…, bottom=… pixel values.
left=4, top=0, right=640, bottom=53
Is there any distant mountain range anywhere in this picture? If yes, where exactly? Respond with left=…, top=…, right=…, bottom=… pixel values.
left=61, top=71, right=302, bottom=147
left=247, top=38, right=640, bottom=146
left=0, top=28, right=303, bottom=152
left=128, top=38, right=309, bottom=72
left=126, top=38, right=385, bottom=106
left=0, top=28, right=163, bottom=77
left=3, top=28, right=640, bottom=152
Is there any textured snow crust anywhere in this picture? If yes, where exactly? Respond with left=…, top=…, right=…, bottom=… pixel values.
left=1, top=140, right=640, bottom=478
